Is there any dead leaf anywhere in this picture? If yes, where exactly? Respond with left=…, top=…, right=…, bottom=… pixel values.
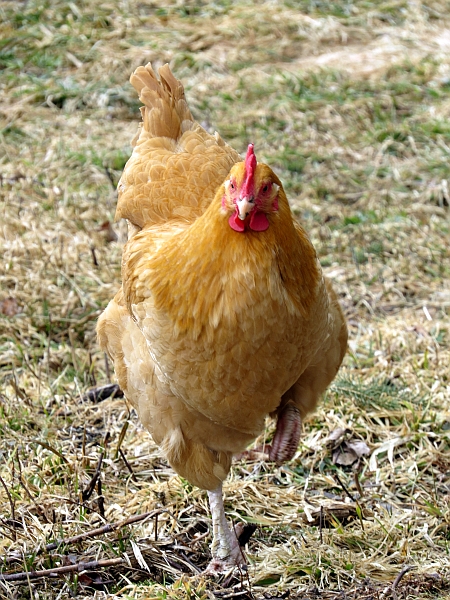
left=330, top=434, right=370, bottom=466
left=346, top=440, right=370, bottom=456
left=333, top=446, right=359, bottom=466
left=326, top=427, right=351, bottom=448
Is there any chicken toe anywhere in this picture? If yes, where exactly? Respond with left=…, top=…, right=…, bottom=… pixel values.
left=205, top=484, right=246, bottom=574
left=269, top=402, right=302, bottom=464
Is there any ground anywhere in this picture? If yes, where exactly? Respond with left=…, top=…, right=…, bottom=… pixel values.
left=0, top=0, right=449, bottom=598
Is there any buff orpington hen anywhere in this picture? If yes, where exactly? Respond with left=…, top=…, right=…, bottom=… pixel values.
left=97, top=63, right=348, bottom=573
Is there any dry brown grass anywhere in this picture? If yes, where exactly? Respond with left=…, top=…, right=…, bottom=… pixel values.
left=0, top=0, right=449, bottom=598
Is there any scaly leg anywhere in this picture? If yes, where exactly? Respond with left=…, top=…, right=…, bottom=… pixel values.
left=205, top=483, right=245, bottom=573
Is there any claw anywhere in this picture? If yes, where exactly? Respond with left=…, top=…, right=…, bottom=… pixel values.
left=205, top=555, right=247, bottom=575
left=269, top=403, right=302, bottom=464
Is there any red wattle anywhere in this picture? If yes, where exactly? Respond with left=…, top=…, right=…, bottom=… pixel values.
left=229, top=211, right=245, bottom=232
left=250, top=211, right=269, bottom=231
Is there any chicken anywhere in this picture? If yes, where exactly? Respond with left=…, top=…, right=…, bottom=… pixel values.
left=97, top=63, right=348, bottom=572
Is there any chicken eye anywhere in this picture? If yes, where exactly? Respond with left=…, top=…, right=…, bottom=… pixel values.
left=262, top=184, right=269, bottom=194
left=230, top=182, right=235, bottom=190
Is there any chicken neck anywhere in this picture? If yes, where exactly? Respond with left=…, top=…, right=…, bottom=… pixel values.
left=206, top=484, right=245, bottom=573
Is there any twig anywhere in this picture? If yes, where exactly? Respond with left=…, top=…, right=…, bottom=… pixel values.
left=2, top=510, right=180, bottom=565
left=379, top=565, right=417, bottom=600
left=82, top=452, right=103, bottom=502
left=43, top=509, right=163, bottom=552
left=334, top=472, right=356, bottom=502
left=392, top=564, right=416, bottom=590
left=119, top=448, right=137, bottom=482
left=0, top=476, right=15, bottom=524
left=90, top=246, right=99, bottom=267
left=354, top=470, right=364, bottom=498
left=0, top=557, right=125, bottom=582
left=97, top=479, right=105, bottom=518
left=104, top=166, right=117, bottom=189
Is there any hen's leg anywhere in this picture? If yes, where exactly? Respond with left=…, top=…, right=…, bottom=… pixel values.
left=206, top=483, right=245, bottom=573
left=269, top=401, right=301, bottom=464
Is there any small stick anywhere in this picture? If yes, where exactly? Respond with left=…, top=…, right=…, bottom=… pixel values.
left=90, top=246, right=99, bottom=267
left=0, top=557, right=125, bottom=582
left=334, top=472, right=356, bottom=502
left=104, top=167, right=116, bottom=189
left=392, top=564, right=416, bottom=591
left=0, top=476, right=16, bottom=524
left=97, top=480, right=105, bottom=519
left=82, top=453, right=103, bottom=502
left=354, top=470, right=364, bottom=498
left=118, top=448, right=137, bottom=482
left=43, top=509, right=162, bottom=552
left=2, top=510, right=177, bottom=565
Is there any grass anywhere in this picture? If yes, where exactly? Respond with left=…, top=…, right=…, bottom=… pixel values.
left=0, top=0, right=449, bottom=598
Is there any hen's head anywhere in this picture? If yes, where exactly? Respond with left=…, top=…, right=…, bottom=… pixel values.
left=222, top=144, right=280, bottom=232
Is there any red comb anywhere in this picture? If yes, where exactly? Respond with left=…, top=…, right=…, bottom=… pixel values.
left=241, top=143, right=256, bottom=198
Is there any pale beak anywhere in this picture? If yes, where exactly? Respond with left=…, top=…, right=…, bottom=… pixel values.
left=236, top=197, right=255, bottom=220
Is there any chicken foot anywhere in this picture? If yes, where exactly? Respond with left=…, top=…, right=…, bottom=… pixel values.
left=269, top=401, right=302, bottom=464
left=205, top=483, right=245, bottom=573
left=235, top=402, right=302, bottom=464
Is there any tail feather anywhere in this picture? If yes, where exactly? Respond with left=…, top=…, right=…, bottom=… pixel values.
left=130, top=64, right=193, bottom=141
